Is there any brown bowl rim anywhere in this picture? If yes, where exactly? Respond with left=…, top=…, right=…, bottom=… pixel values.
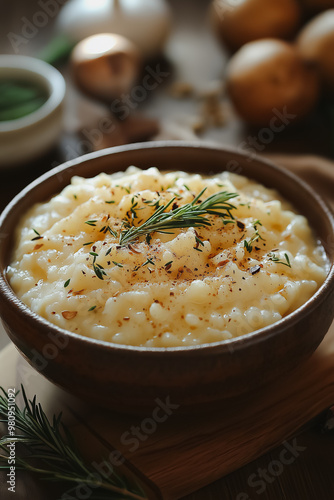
left=1, top=141, right=334, bottom=356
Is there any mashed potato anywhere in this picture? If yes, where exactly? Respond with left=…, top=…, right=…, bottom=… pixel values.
left=7, top=167, right=329, bottom=347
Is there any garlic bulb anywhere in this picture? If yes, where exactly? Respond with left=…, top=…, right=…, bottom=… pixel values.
left=71, top=33, right=141, bottom=102
left=56, top=0, right=172, bottom=59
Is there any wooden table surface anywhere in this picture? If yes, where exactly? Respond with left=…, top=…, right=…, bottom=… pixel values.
left=1, top=1, right=334, bottom=499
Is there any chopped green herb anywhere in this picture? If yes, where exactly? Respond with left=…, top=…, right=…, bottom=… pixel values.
left=252, top=219, right=263, bottom=228
left=144, top=198, right=161, bottom=209
left=85, top=220, right=97, bottom=227
left=143, top=257, right=155, bottom=267
left=244, top=220, right=265, bottom=253
left=146, top=234, right=152, bottom=245
left=195, top=235, right=204, bottom=247
left=73, top=194, right=77, bottom=200
left=268, top=252, right=292, bottom=268
left=105, top=200, right=115, bottom=204
left=83, top=241, right=94, bottom=246
left=167, top=192, right=183, bottom=200
left=244, top=240, right=252, bottom=253
left=88, top=251, right=106, bottom=280
left=64, top=279, right=71, bottom=288
left=112, top=261, right=123, bottom=268
left=116, top=184, right=131, bottom=194
left=88, top=305, right=96, bottom=311
left=31, top=228, right=43, bottom=241
left=93, top=265, right=105, bottom=280
left=105, top=248, right=112, bottom=256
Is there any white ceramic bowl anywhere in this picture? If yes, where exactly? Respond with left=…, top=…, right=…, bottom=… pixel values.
left=0, top=55, right=66, bottom=168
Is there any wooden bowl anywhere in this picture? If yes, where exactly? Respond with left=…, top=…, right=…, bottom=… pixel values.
left=0, top=142, right=334, bottom=414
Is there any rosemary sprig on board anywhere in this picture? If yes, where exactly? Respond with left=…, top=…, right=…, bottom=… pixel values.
left=119, top=188, right=239, bottom=246
left=0, top=386, right=147, bottom=500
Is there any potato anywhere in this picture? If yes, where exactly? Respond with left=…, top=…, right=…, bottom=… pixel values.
left=211, top=0, right=301, bottom=52
left=226, top=39, right=319, bottom=126
left=297, top=10, right=334, bottom=90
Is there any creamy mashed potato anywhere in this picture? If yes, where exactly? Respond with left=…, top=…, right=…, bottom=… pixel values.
left=8, top=167, right=329, bottom=347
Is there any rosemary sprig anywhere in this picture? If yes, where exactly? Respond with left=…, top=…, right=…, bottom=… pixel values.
left=0, top=386, right=147, bottom=499
left=119, top=188, right=238, bottom=246
left=268, top=252, right=292, bottom=268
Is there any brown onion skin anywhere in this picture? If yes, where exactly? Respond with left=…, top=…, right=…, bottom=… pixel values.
left=211, top=0, right=301, bottom=53
left=226, top=39, right=320, bottom=126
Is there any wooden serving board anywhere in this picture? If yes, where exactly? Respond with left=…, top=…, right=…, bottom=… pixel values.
left=0, top=320, right=334, bottom=500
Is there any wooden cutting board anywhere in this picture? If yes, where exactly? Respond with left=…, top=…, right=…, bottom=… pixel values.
left=0, top=320, right=334, bottom=500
